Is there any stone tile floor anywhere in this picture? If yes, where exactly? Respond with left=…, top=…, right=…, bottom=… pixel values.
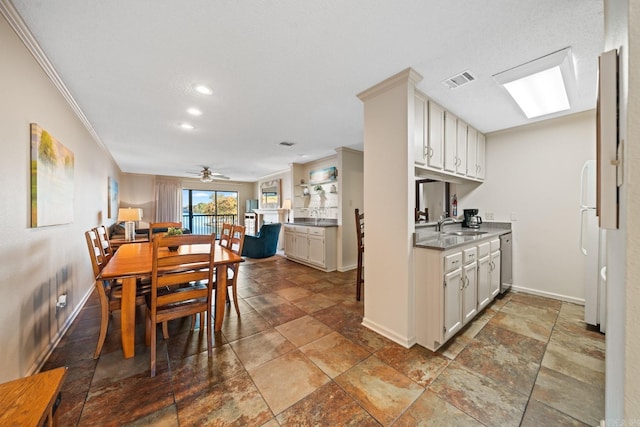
left=44, top=255, right=605, bottom=426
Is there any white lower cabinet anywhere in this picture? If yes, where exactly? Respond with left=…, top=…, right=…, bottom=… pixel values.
left=443, top=253, right=463, bottom=341
left=283, top=225, right=336, bottom=272
left=477, top=242, right=491, bottom=310
left=415, top=236, right=501, bottom=351
left=490, top=238, right=501, bottom=298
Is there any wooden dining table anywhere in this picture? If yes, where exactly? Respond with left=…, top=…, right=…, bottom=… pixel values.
left=98, top=241, right=243, bottom=359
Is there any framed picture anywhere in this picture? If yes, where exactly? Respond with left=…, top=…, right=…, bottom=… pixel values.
left=108, top=177, right=119, bottom=218
left=310, top=166, right=337, bottom=183
left=30, top=123, right=74, bottom=227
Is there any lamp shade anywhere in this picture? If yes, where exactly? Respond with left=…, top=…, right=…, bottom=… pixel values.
left=117, top=208, right=142, bottom=222
left=282, top=199, right=292, bottom=210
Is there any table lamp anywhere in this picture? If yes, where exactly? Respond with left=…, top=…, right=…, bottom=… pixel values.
left=282, top=199, right=292, bottom=223
left=118, top=208, right=142, bottom=241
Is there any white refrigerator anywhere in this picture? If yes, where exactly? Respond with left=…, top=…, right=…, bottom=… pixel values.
left=579, top=160, right=606, bottom=333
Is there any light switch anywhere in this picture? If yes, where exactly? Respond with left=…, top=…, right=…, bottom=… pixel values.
left=510, top=212, right=517, bottom=221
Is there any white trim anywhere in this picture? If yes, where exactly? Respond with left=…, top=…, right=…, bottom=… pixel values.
left=361, top=316, right=414, bottom=349
left=511, top=285, right=585, bottom=305
left=0, top=1, right=116, bottom=164
left=27, top=285, right=94, bottom=375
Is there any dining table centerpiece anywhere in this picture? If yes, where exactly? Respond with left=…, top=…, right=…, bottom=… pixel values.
left=166, top=227, right=183, bottom=251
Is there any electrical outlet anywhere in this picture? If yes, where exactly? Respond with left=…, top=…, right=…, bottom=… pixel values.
left=485, top=212, right=495, bottom=220
left=510, top=212, right=518, bottom=221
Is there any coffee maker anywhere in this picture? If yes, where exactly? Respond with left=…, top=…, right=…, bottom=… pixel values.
left=462, top=209, right=483, bottom=228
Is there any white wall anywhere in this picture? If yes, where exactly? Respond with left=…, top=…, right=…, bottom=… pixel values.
left=625, top=0, right=640, bottom=418
left=337, top=147, right=363, bottom=271
left=0, top=14, right=121, bottom=381
left=457, top=111, right=595, bottom=302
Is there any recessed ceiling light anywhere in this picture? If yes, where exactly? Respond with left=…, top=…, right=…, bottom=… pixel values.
left=298, top=154, right=308, bottom=158
left=179, top=123, right=195, bottom=130
left=493, top=47, right=575, bottom=119
left=187, top=107, right=202, bottom=116
left=193, top=84, right=213, bottom=95
left=279, top=141, right=296, bottom=147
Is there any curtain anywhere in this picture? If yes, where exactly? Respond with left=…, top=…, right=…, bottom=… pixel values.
left=155, top=179, right=182, bottom=222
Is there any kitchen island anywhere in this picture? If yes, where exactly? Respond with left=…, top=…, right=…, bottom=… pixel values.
left=414, top=223, right=511, bottom=351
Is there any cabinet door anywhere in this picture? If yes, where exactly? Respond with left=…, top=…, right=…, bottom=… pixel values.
left=477, top=132, right=486, bottom=180
left=443, top=111, right=457, bottom=173
left=467, top=126, right=478, bottom=178
left=307, top=235, right=325, bottom=267
left=462, top=262, right=478, bottom=324
left=477, top=255, right=491, bottom=310
left=414, top=93, right=427, bottom=165
left=444, top=268, right=463, bottom=341
left=490, top=251, right=501, bottom=298
left=456, top=119, right=468, bottom=175
left=295, top=232, right=308, bottom=260
left=284, top=230, right=296, bottom=258
left=427, top=101, right=445, bottom=169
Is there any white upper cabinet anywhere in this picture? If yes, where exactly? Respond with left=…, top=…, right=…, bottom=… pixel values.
left=427, top=101, right=445, bottom=170
left=466, top=126, right=478, bottom=178
left=476, top=132, right=486, bottom=180
left=412, top=89, right=485, bottom=182
left=456, top=119, right=468, bottom=176
left=444, top=111, right=458, bottom=173
left=414, top=93, right=428, bottom=165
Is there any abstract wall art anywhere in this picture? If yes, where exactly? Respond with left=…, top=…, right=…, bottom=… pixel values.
left=30, top=123, right=74, bottom=227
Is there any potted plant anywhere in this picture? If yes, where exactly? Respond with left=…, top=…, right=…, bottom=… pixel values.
left=166, top=227, right=183, bottom=251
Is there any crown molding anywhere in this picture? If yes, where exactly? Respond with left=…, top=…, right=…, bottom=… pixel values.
left=0, top=0, right=116, bottom=164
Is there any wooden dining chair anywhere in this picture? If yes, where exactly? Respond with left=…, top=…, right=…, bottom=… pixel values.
left=84, top=230, right=150, bottom=359
left=94, top=225, right=113, bottom=261
left=355, top=209, right=365, bottom=301
left=219, top=222, right=233, bottom=248
left=145, top=233, right=216, bottom=377
left=224, top=224, right=246, bottom=315
left=148, top=222, right=182, bottom=240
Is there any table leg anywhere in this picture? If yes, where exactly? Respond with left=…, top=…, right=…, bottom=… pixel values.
left=214, top=266, right=228, bottom=331
left=121, top=277, right=137, bottom=358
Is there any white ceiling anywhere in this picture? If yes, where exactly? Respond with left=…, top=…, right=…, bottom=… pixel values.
left=9, top=0, right=603, bottom=182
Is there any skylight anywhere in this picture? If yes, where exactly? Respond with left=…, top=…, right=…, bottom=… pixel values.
left=493, top=48, right=575, bottom=119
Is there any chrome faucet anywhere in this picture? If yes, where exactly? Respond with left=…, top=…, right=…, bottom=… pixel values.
left=311, top=209, right=320, bottom=225
left=436, top=216, right=459, bottom=232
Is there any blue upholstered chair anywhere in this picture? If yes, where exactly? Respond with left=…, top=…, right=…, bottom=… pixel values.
left=241, top=223, right=282, bottom=258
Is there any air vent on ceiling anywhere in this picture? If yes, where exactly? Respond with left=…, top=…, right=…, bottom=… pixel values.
left=442, top=70, right=476, bottom=89
left=279, top=141, right=295, bottom=147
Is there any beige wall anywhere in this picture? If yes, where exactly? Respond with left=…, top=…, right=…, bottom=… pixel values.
left=457, top=111, right=596, bottom=302
left=0, top=15, right=121, bottom=381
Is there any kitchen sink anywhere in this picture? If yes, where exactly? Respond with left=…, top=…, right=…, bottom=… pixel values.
left=446, top=230, right=488, bottom=236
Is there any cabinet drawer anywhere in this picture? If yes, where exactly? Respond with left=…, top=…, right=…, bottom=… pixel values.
left=444, top=252, right=463, bottom=272
left=478, top=241, right=490, bottom=258
left=308, top=227, right=325, bottom=236
left=490, top=238, right=500, bottom=252
left=463, top=247, right=477, bottom=264
left=292, top=226, right=308, bottom=234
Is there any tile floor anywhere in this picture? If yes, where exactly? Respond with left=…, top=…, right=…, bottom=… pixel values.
left=43, top=255, right=605, bottom=426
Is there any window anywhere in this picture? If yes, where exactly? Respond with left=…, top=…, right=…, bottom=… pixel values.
left=182, top=189, right=239, bottom=236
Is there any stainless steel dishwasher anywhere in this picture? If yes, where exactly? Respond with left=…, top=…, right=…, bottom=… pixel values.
left=499, top=233, right=512, bottom=294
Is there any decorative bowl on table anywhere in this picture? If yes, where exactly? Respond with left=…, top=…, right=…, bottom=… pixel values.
left=166, top=227, right=183, bottom=251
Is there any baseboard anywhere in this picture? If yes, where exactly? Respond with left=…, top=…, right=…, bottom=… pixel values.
left=338, top=263, right=356, bottom=272
left=361, top=316, right=414, bottom=348
left=512, top=285, right=585, bottom=305
left=27, top=285, right=94, bottom=376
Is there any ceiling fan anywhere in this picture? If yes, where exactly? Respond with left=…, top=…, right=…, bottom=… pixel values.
left=188, top=166, right=230, bottom=182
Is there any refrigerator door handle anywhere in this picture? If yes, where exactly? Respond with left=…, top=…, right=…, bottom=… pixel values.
left=580, top=207, right=589, bottom=255
left=580, top=161, right=589, bottom=207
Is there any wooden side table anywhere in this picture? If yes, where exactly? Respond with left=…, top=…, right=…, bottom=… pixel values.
left=0, top=366, right=68, bottom=426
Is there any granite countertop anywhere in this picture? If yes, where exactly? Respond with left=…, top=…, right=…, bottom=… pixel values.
left=414, top=222, right=511, bottom=250
left=287, top=219, right=339, bottom=228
